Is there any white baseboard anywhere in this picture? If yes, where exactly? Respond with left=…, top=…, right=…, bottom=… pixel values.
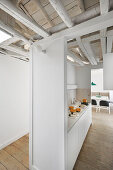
left=0, top=131, right=29, bottom=150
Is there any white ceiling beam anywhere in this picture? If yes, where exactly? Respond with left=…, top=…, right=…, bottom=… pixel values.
left=0, top=49, right=28, bottom=61
left=67, top=50, right=84, bottom=66
left=49, top=0, right=73, bottom=27
left=36, top=11, right=113, bottom=47
left=100, top=28, right=107, bottom=55
left=100, top=0, right=109, bottom=15
left=107, top=36, right=113, bottom=53
left=100, top=0, right=109, bottom=56
left=0, top=0, right=50, bottom=37
left=83, top=41, right=97, bottom=65
left=0, top=44, right=28, bottom=57
left=0, top=37, right=20, bottom=46
left=0, top=20, right=30, bottom=44
left=76, top=37, right=96, bottom=65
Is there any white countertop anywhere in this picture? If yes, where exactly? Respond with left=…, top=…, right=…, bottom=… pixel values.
left=68, top=104, right=90, bottom=132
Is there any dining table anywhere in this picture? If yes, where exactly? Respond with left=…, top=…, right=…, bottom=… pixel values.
left=91, top=95, right=109, bottom=106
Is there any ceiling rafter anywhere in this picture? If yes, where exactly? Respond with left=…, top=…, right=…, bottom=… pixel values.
left=0, top=20, right=30, bottom=44
left=0, top=0, right=50, bottom=37
left=67, top=49, right=84, bottom=66
left=49, top=0, right=74, bottom=28
left=100, top=0, right=110, bottom=56
left=0, top=44, right=28, bottom=57
left=36, top=10, right=113, bottom=47
left=76, top=37, right=97, bottom=65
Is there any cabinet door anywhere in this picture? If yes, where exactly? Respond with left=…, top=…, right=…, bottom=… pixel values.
left=67, top=123, right=78, bottom=170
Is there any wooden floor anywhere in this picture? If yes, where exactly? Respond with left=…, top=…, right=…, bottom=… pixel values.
left=0, top=134, right=29, bottom=170
left=74, top=109, right=113, bottom=170
left=0, top=109, right=113, bottom=170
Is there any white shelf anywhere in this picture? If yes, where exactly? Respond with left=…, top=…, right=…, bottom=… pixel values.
left=67, top=84, right=78, bottom=90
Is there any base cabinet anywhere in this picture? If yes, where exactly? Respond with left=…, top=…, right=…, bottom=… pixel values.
left=67, top=105, right=92, bottom=170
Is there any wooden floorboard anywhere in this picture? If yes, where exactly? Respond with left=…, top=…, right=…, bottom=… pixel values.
left=74, top=109, right=113, bottom=170
left=0, top=135, right=29, bottom=170
left=0, top=109, right=113, bottom=170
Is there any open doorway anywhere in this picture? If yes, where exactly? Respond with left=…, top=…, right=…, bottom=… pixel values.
left=91, top=68, right=113, bottom=113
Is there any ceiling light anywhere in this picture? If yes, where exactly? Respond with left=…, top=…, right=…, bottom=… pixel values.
left=0, top=30, right=11, bottom=43
left=67, top=55, right=74, bottom=62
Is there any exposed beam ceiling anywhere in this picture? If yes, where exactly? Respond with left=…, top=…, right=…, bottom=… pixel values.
left=67, top=50, right=84, bottom=66
left=33, top=0, right=54, bottom=27
left=83, top=41, right=97, bottom=65
left=49, top=0, right=73, bottom=28
left=0, top=44, right=28, bottom=57
left=76, top=37, right=97, bottom=65
left=0, top=37, right=20, bottom=46
left=36, top=10, right=113, bottom=47
left=0, top=0, right=50, bottom=37
left=0, top=20, right=30, bottom=44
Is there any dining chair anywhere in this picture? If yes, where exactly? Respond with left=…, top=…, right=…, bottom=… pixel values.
left=99, top=100, right=110, bottom=114
left=91, top=99, right=98, bottom=112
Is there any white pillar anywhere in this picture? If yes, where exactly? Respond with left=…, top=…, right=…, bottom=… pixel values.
left=30, top=38, right=67, bottom=170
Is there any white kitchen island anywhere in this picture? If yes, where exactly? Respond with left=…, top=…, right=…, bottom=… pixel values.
left=67, top=104, right=92, bottom=170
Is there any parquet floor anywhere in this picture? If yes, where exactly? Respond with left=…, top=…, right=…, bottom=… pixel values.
left=0, top=109, right=113, bottom=170
left=0, top=134, right=29, bottom=170
left=74, top=109, right=113, bottom=170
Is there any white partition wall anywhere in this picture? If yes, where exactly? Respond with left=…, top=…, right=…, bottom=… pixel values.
left=30, top=38, right=67, bottom=170
left=103, top=53, right=113, bottom=90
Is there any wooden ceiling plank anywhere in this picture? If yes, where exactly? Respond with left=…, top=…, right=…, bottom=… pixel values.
left=0, top=0, right=50, bottom=37
left=33, top=0, right=54, bottom=27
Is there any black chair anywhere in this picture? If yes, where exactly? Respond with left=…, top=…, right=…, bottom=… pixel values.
left=92, top=99, right=97, bottom=105
left=99, top=100, right=110, bottom=114
left=91, top=99, right=98, bottom=112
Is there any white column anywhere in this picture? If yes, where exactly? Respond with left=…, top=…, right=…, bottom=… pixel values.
left=30, top=38, right=67, bottom=170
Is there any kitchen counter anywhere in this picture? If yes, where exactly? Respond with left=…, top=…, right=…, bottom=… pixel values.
left=67, top=103, right=92, bottom=170
left=68, top=104, right=90, bottom=132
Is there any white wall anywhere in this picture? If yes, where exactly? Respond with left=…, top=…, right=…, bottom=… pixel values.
left=31, top=38, right=67, bottom=170
left=67, top=63, right=76, bottom=85
left=0, top=55, right=29, bottom=149
left=103, top=53, right=113, bottom=90
left=67, top=63, right=76, bottom=105
left=91, top=69, right=103, bottom=92
left=76, top=67, right=91, bottom=89
left=76, top=67, right=91, bottom=102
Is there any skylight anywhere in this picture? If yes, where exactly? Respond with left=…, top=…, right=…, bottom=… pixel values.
left=0, top=30, right=11, bottom=43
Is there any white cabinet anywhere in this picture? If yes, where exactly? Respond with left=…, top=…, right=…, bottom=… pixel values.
left=68, top=123, right=78, bottom=170
left=67, top=105, right=92, bottom=170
